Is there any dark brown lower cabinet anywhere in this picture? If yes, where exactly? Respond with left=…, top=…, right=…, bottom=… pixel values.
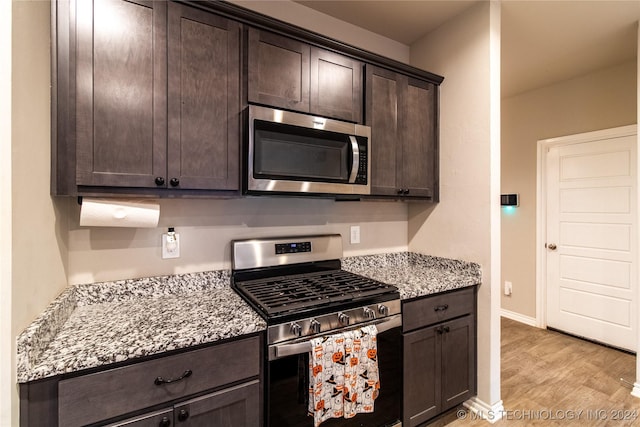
left=403, top=324, right=439, bottom=425
left=20, top=335, right=263, bottom=427
left=109, top=380, right=260, bottom=427
left=402, top=287, right=477, bottom=427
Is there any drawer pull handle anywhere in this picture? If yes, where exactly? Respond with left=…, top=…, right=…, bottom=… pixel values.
left=154, top=369, right=192, bottom=386
left=434, top=304, right=449, bottom=312
left=177, top=409, right=189, bottom=422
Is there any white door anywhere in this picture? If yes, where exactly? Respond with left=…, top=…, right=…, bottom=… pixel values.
left=546, top=133, right=637, bottom=351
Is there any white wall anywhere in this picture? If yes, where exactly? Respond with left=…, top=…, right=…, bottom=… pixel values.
left=68, top=198, right=408, bottom=284
left=230, top=0, right=410, bottom=63
left=9, top=1, right=70, bottom=425
left=1, top=0, right=12, bottom=424
left=408, top=0, right=503, bottom=415
left=634, top=21, right=640, bottom=399
left=501, top=61, right=637, bottom=319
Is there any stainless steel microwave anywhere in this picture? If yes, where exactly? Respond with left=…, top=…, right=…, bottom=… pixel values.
left=245, top=105, right=371, bottom=196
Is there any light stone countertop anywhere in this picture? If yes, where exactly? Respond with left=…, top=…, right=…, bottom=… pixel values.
left=342, top=252, right=482, bottom=300
left=17, top=252, right=481, bottom=383
left=16, top=271, right=266, bottom=383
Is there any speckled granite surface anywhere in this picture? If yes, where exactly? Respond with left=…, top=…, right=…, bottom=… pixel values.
left=342, top=252, right=481, bottom=300
left=17, top=252, right=480, bottom=383
left=16, top=271, right=266, bottom=383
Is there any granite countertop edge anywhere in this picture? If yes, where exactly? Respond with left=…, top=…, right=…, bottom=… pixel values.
left=17, top=251, right=481, bottom=383
left=16, top=270, right=267, bottom=383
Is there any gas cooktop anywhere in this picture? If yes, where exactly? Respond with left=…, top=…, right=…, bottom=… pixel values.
left=234, top=268, right=398, bottom=319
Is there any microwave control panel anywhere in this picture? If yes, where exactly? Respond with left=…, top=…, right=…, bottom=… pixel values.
left=355, top=140, right=368, bottom=185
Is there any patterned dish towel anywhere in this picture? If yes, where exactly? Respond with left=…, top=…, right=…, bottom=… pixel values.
left=308, top=325, right=380, bottom=427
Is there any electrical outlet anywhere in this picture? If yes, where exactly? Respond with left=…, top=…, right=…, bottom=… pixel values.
left=504, top=281, right=512, bottom=296
left=162, top=228, right=180, bottom=259
left=350, top=225, right=361, bottom=244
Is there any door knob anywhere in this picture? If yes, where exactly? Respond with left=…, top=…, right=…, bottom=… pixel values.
left=548, top=243, right=557, bottom=250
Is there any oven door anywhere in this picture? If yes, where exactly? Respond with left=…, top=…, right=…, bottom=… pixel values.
left=267, top=315, right=402, bottom=427
left=247, top=105, right=371, bottom=196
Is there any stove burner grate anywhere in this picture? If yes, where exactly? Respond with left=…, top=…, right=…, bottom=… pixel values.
left=234, top=269, right=396, bottom=317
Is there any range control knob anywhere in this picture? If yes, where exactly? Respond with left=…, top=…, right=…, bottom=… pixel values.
left=363, top=307, right=376, bottom=319
left=290, top=322, right=302, bottom=337
left=310, top=319, right=321, bottom=334
left=338, top=312, right=350, bottom=326
left=378, top=304, right=389, bottom=316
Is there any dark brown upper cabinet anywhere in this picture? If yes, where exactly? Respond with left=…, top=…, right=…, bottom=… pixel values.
left=247, top=29, right=310, bottom=113
left=366, top=65, right=439, bottom=200
left=167, top=2, right=240, bottom=191
left=74, top=0, right=168, bottom=189
left=247, top=28, right=363, bottom=123
left=54, top=0, right=241, bottom=195
left=52, top=0, right=442, bottom=198
left=310, top=49, right=362, bottom=123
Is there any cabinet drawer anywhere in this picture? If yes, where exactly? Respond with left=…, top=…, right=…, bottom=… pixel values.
left=59, top=336, right=260, bottom=427
left=403, top=287, right=474, bottom=332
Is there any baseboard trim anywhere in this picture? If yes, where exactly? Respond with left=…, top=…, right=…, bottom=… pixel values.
left=631, top=383, right=640, bottom=399
left=464, top=397, right=505, bottom=423
left=500, top=309, right=537, bottom=327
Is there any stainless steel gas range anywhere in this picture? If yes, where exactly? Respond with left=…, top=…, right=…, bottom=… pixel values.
left=231, top=234, right=402, bottom=427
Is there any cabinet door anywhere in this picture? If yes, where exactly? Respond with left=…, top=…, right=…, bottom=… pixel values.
left=167, top=3, right=240, bottom=190
left=441, top=315, right=476, bottom=411
left=310, top=49, right=362, bottom=122
left=365, top=65, right=403, bottom=196
left=400, top=78, right=437, bottom=199
left=248, top=29, right=310, bottom=113
left=175, top=380, right=260, bottom=427
left=75, top=0, right=167, bottom=188
left=403, top=326, right=440, bottom=427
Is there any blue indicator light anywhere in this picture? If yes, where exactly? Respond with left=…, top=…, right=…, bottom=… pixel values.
left=502, top=206, right=516, bottom=214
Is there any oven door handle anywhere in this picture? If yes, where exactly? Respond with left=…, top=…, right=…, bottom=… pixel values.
left=269, top=314, right=401, bottom=361
left=348, top=135, right=359, bottom=184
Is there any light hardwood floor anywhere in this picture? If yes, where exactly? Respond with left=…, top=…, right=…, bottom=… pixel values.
left=428, top=317, right=640, bottom=426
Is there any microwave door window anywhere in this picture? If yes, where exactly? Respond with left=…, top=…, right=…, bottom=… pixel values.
left=254, top=129, right=349, bottom=182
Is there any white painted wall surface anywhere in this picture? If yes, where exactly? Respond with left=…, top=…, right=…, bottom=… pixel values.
left=633, top=20, right=640, bottom=401
left=12, top=0, right=70, bottom=340
left=9, top=1, right=70, bottom=425
left=68, top=198, right=408, bottom=284
left=408, top=1, right=503, bottom=417
left=230, top=0, right=410, bottom=64
left=0, top=0, right=13, bottom=424
left=502, top=61, right=637, bottom=320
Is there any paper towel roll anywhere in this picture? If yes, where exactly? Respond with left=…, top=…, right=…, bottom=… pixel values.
left=79, top=198, right=160, bottom=228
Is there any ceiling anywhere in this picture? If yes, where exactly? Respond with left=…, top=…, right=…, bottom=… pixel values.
left=296, top=0, right=639, bottom=97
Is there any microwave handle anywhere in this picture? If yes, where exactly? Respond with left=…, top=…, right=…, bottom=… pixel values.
left=348, top=136, right=359, bottom=184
